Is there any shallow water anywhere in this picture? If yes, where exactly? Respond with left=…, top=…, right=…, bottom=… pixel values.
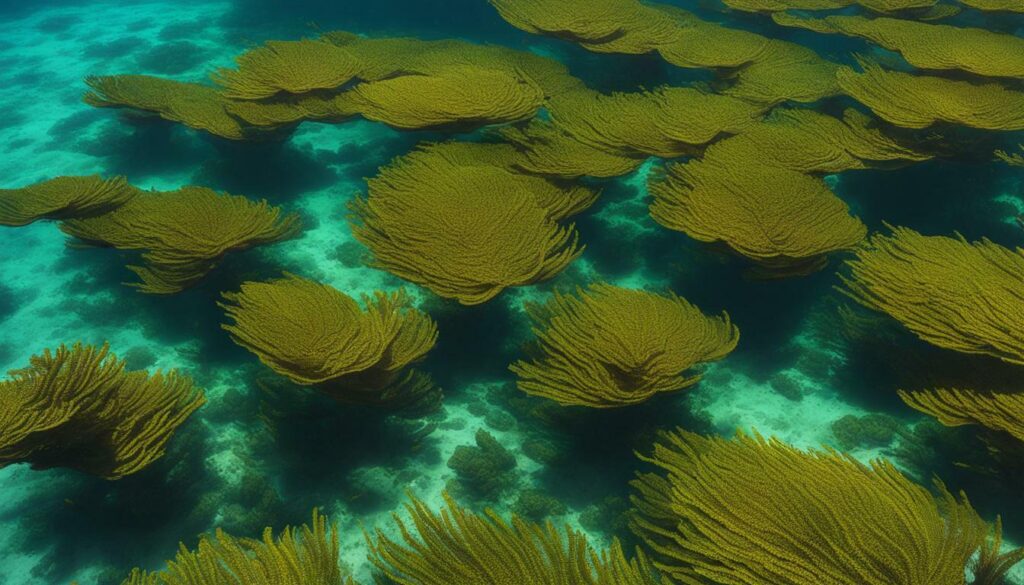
left=0, top=1, right=1022, bottom=584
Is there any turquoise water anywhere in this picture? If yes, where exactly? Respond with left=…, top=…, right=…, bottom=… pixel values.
left=0, top=1, right=1022, bottom=584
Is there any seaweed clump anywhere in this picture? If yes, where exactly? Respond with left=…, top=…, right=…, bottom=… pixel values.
left=837, top=61, right=1024, bottom=131
left=446, top=428, right=518, bottom=500
left=959, top=0, right=1024, bottom=11
left=368, top=492, right=663, bottom=585
left=650, top=156, right=866, bottom=277
left=489, top=0, right=841, bottom=104
left=0, top=175, right=138, bottom=227
left=510, top=284, right=739, bottom=408
left=841, top=226, right=1024, bottom=365
left=631, top=429, right=1021, bottom=584
left=84, top=75, right=270, bottom=141
left=61, top=185, right=301, bottom=294
left=86, top=32, right=578, bottom=140
left=0, top=343, right=204, bottom=480
left=644, top=106, right=914, bottom=277
left=349, top=143, right=593, bottom=305
left=211, top=38, right=361, bottom=100
left=774, top=14, right=1024, bottom=80
left=840, top=227, right=1024, bottom=441
left=996, top=145, right=1024, bottom=166
left=120, top=509, right=354, bottom=585
left=220, top=274, right=440, bottom=414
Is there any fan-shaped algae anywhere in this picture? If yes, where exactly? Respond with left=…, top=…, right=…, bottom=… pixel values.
left=996, top=145, right=1024, bottom=166
left=221, top=275, right=439, bottom=412
left=631, top=429, right=1015, bottom=585
left=721, top=0, right=944, bottom=12
left=546, top=87, right=765, bottom=159
left=368, top=492, right=663, bottom=585
left=488, top=0, right=679, bottom=55
left=212, top=38, right=361, bottom=100
left=342, top=65, right=545, bottom=130
left=349, top=143, right=590, bottom=304
left=840, top=226, right=1024, bottom=365
left=61, top=185, right=301, bottom=294
left=650, top=157, right=867, bottom=276
left=701, top=108, right=929, bottom=174
left=84, top=75, right=263, bottom=140
left=959, top=0, right=1024, bottom=11
left=122, top=509, right=354, bottom=585
left=774, top=14, right=1024, bottom=80
left=0, top=343, right=204, bottom=480
left=0, top=175, right=137, bottom=227
left=510, top=284, right=739, bottom=408
left=837, top=61, right=1024, bottom=130
left=900, top=387, right=1024, bottom=443
left=498, top=120, right=646, bottom=179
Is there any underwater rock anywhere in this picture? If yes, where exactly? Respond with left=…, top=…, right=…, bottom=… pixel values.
left=511, top=487, right=567, bottom=521
left=830, top=413, right=903, bottom=450
left=446, top=428, right=518, bottom=500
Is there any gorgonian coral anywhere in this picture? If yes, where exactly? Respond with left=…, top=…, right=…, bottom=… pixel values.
left=545, top=87, right=765, bottom=159
left=631, top=429, right=1016, bottom=585
left=837, top=61, right=1024, bottom=130
left=722, top=0, right=942, bottom=11
left=348, top=143, right=591, bottom=304
left=212, top=38, right=361, bottom=100
left=320, top=32, right=583, bottom=97
left=958, top=0, right=1024, bottom=11
left=498, top=120, right=646, bottom=179
left=996, top=145, right=1024, bottom=166
left=645, top=4, right=841, bottom=105
left=368, top=492, right=662, bottom=585
left=510, top=284, right=739, bottom=408
left=84, top=76, right=265, bottom=140
left=220, top=275, right=439, bottom=413
left=488, top=0, right=680, bottom=55
left=900, top=387, right=1024, bottom=443
left=649, top=157, right=867, bottom=276
left=840, top=226, right=1024, bottom=365
left=0, top=175, right=137, bottom=227
left=700, top=108, right=929, bottom=174
left=86, top=31, right=583, bottom=141
left=61, top=185, right=301, bottom=294
left=0, top=343, right=204, bottom=480
left=121, top=509, right=354, bottom=585
left=487, top=0, right=841, bottom=105
left=339, top=65, right=545, bottom=130
left=774, top=14, right=1024, bottom=80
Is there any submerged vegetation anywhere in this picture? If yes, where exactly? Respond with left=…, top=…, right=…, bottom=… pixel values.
left=511, top=284, right=739, bottom=408
left=61, top=184, right=302, bottom=293
left=0, top=343, right=204, bottom=479
left=1, top=0, right=1024, bottom=583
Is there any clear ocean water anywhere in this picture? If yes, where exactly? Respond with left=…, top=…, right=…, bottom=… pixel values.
left=0, top=1, right=1022, bottom=584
